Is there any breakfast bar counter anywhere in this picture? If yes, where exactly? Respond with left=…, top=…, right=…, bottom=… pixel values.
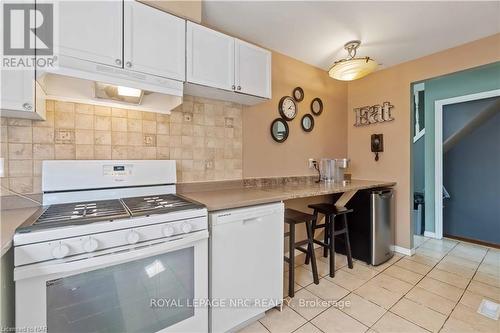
left=180, top=179, right=396, bottom=211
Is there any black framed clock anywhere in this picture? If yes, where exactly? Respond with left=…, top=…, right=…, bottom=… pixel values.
left=311, top=97, right=323, bottom=116
left=293, top=87, right=304, bottom=102
left=278, top=96, right=298, bottom=121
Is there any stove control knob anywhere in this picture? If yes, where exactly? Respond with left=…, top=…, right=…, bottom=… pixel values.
left=52, top=243, right=70, bottom=259
left=127, top=231, right=140, bottom=244
left=181, top=223, right=193, bottom=234
left=82, top=237, right=99, bottom=253
left=163, top=225, right=175, bottom=237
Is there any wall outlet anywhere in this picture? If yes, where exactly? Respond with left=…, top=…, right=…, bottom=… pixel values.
left=308, top=158, right=317, bottom=169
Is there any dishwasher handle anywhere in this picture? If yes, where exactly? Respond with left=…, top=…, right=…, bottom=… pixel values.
left=211, top=203, right=284, bottom=226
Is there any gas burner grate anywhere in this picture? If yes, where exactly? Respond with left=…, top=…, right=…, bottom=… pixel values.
left=121, top=194, right=203, bottom=216
left=34, top=199, right=129, bottom=227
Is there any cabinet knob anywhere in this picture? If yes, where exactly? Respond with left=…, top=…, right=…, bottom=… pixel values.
left=126, top=61, right=132, bottom=68
left=237, top=86, right=241, bottom=91
left=231, top=85, right=236, bottom=90
left=115, top=59, right=122, bottom=66
left=22, top=103, right=32, bottom=111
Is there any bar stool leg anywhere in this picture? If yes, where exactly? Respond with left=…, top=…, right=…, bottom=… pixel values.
left=323, top=215, right=330, bottom=258
left=305, top=210, right=318, bottom=265
left=288, top=223, right=295, bottom=297
left=329, top=215, right=336, bottom=277
left=343, top=214, right=354, bottom=269
left=305, top=220, right=319, bottom=284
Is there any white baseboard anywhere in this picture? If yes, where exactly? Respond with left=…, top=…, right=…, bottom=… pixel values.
left=392, top=245, right=415, bottom=256
left=424, top=231, right=437, bottom=238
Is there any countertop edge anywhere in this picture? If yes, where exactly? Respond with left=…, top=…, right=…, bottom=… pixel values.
left=1, top=207, right=39, bottom=257
left=181, top=180, right=396, bottom=212
left=1, top=180, right=396, bottom=256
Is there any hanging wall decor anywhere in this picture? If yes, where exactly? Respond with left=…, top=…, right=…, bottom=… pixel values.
left=293, top=87, right=304, bottom=102
left=354, top=101, right=394, bottom=127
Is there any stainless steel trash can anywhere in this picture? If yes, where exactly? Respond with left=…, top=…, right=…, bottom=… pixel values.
left=371, top=189, right=395, bottom=265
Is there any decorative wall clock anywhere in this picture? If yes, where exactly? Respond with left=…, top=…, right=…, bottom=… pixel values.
left=278, top=96, right=298, bottom=121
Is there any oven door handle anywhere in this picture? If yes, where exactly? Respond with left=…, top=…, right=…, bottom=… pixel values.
left=14, top=230, right=208, bottom=281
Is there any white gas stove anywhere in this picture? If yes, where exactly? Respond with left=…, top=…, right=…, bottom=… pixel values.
left=14, top=160, right=208, bottom=333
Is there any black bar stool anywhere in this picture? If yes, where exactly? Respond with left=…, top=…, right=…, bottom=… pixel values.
left=284, top=208, right=319, bottom=297
left=306, top=203, right=354, bottom=277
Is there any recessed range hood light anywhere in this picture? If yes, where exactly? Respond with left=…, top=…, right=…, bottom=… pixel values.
left=95, top=82, right=144, bottom=104
left=36, top=55, right=184, bottom=114
left=117, top=86, right=142, bottom=98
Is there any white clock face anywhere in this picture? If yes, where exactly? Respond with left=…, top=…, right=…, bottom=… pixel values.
left=281, top=97, right=297, bottom=119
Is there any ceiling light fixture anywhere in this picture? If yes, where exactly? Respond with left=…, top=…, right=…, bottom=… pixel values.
left=328, top=40, right=378, bottom=81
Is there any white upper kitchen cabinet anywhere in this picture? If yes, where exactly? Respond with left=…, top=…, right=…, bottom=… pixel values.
left=186, top=22, right=235, bottom=91
left=235, top=39, right=271, bottom=99
left=124, top=1, right=185, bottom=80
left=57, top=1, right=123, bottom=67
left=1, top=70, right=45, bottom=120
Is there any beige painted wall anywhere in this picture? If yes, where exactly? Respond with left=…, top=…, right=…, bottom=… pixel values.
left=243, top=51, right=348, bottom=178
left=139, top=0, right=202, bottom=23
left=347, top=33, right=500, bottom=249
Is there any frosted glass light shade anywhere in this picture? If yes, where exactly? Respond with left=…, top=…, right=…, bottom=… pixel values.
left=328, top=57, right=378, bottom=81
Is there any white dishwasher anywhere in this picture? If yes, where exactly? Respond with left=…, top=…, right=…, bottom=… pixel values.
left=209, top=202, right=284, bottom=333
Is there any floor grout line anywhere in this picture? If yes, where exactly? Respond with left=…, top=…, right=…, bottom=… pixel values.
left=436, top=245, right=489, bottom=332
left=255, top=237, right=497, bottom=333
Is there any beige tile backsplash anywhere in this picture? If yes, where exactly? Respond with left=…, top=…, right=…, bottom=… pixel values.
left=0, top=96, right=243, bottom=195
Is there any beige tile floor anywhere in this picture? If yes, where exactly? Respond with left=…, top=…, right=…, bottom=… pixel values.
left=238, top=237, right=500, bottom=333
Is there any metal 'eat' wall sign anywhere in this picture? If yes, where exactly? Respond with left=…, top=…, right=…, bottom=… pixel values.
left=354, top=102, right=394, bottom=127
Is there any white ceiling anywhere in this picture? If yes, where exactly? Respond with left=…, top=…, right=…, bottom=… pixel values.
left=202, top=1, right=500, bottom=70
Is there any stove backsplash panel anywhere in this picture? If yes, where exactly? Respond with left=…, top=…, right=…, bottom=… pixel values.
left=0, top=96, right=243, bottom=195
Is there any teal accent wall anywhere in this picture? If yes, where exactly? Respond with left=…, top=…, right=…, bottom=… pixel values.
left=423, top=61, right=500, bottom=232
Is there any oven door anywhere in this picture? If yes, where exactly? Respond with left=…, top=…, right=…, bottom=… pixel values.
left=14, top=231, right=208, bottom=333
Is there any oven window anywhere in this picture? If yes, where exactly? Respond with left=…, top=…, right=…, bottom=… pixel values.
left=46, top=247, right=194, bottom=333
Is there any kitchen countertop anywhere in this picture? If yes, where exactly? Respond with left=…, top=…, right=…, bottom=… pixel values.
left=181, top=179, right=396, bottom=211
left=1, top=207, right=38, bottom=256
left=0, top=179, right=395, bottom=256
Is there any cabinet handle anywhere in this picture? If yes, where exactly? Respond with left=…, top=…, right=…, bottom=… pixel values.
left=115, top=59, right=122, bottom=66
left=126, top=62, right=132, bottom=68
left=237, top=86, right=241, bottom=91
left=231, top=85, right=236, bottom=90
left=22, top=103, right=32, bottom=111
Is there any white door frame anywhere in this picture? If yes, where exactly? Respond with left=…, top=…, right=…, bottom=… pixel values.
left=434, top=89, right=500, bottom=239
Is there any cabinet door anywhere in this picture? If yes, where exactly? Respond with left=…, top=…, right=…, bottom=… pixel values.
left=124, top=2, right=185, bottom=80
left=0, top=70, right=34, bottom=112
left=57, top=1, right=123, bottom=67
left=235, top=40, right=271, bottom=98
left=186, top=22, right=234, bottom=91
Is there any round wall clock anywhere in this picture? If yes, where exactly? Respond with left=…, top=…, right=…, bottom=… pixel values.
left=311, top=97, right=323, bottom=116
left=279, top=96, right=298, bottom=121
left=293, top=87, right=304, bottom=102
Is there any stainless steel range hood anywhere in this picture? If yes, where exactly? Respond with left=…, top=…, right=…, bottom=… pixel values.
left=36, top=56, right=183, bottom=114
